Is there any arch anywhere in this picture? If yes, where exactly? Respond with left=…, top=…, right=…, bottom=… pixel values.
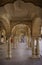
left=0, top=15, right=10, bottom=34
left=0, top=29, right=6, bottom=44
left=1, top=29, right=6, bottom=36
left=12, top=24, right=31, bottom=35
left=11, top=23, right=31, bottom=48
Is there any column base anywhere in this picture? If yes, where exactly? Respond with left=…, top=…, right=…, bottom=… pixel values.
left=6, top=54, right=12, bottom=59
left=31, top=55, right=40, bottom=58
left=6, top=56, right=12, bottom=59
left=28, top=47, right=31, bottom=49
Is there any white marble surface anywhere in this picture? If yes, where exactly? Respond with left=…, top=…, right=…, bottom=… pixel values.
left=39, top=39, right=42, bottom=55
left=0, top=39, right=42, bottom=60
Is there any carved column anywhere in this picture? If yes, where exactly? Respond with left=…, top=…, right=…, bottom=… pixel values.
left=7, top=37, right=12, bottom=59
left=28, top=31, right=31, bottom=48
left=0, top=31, right=1, bottom=42
left=32, top=37, right=40, bottom=58
left=28, top=37, right=31, bottom=48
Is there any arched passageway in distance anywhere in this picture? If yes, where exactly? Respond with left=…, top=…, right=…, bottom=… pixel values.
left=11, top=24, right=31, bottom=49
left=0, top=31, right=6, bottom=59
left=0, top=16, right=10, bottom=59
left=0, top=21, right=7, bottom=59
left=11, top=24, right=32, bottom=60
left=0, top=16, right=10, bottom=35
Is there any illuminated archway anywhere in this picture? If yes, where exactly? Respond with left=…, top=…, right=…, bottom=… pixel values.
left=0, top=15, right=10, bottom=34
left=11, top=24, right=31, bottom=48
left=0, top=15, right=10, bottom=40
left=0, top=29, right=6, bottom=44
left=0, top=15, right=10, bottom=58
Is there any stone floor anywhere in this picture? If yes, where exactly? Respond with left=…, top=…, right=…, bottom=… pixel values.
left=0, top=42, right=42, bottom=65
left=0, top=56, right=42, bottom=65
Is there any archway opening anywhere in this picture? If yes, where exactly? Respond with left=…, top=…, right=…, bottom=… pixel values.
left=11, top=24, right=30, bottom=49
left=0, top=16, right=10, bottom=59
left=11, top=24, right=32, bottom=60
left=0, top=21, right=7, bottom=59
left=0, top=21, right=6, bottom=44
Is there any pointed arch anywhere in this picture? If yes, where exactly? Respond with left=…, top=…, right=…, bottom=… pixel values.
left=11, top=24, right=31, bottom=36
left=0, top=15, right=10, bottom=34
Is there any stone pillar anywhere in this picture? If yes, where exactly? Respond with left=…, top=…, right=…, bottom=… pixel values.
left=36, top=38, right=40, bottom=57
left=0, top=31, right=1, bottom=42
left=28, top=37, right=30, bottom=48
left=32, top=37, right=40, bottom=58
left=7, top=38, right=12, bottom=59
left=28, top=35, right=31, bottom=48
left=28, top=28, right=31, bottom=48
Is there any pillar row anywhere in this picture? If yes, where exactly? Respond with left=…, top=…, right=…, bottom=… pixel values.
left=32, top=37, right=40, bottom=58
left=7, top=37, right=12, bottom=59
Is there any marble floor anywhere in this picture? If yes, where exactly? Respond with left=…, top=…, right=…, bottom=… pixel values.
left=0, top=42, right=42, bottom=65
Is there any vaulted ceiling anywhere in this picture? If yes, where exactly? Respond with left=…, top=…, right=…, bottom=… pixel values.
left=0, top=0, right=42, bottom=7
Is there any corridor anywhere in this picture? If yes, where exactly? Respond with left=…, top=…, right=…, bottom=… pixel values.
left=12, top=42, right=32, bottom=61
left=0, top=39, right=42, bottom=65
left=0, top=42, right=42, bottom=65
left=0, top=41, right=32, bottom=60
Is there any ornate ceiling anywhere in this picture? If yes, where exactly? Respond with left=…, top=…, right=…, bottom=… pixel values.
left=0, top=0, right=42, bottom=7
